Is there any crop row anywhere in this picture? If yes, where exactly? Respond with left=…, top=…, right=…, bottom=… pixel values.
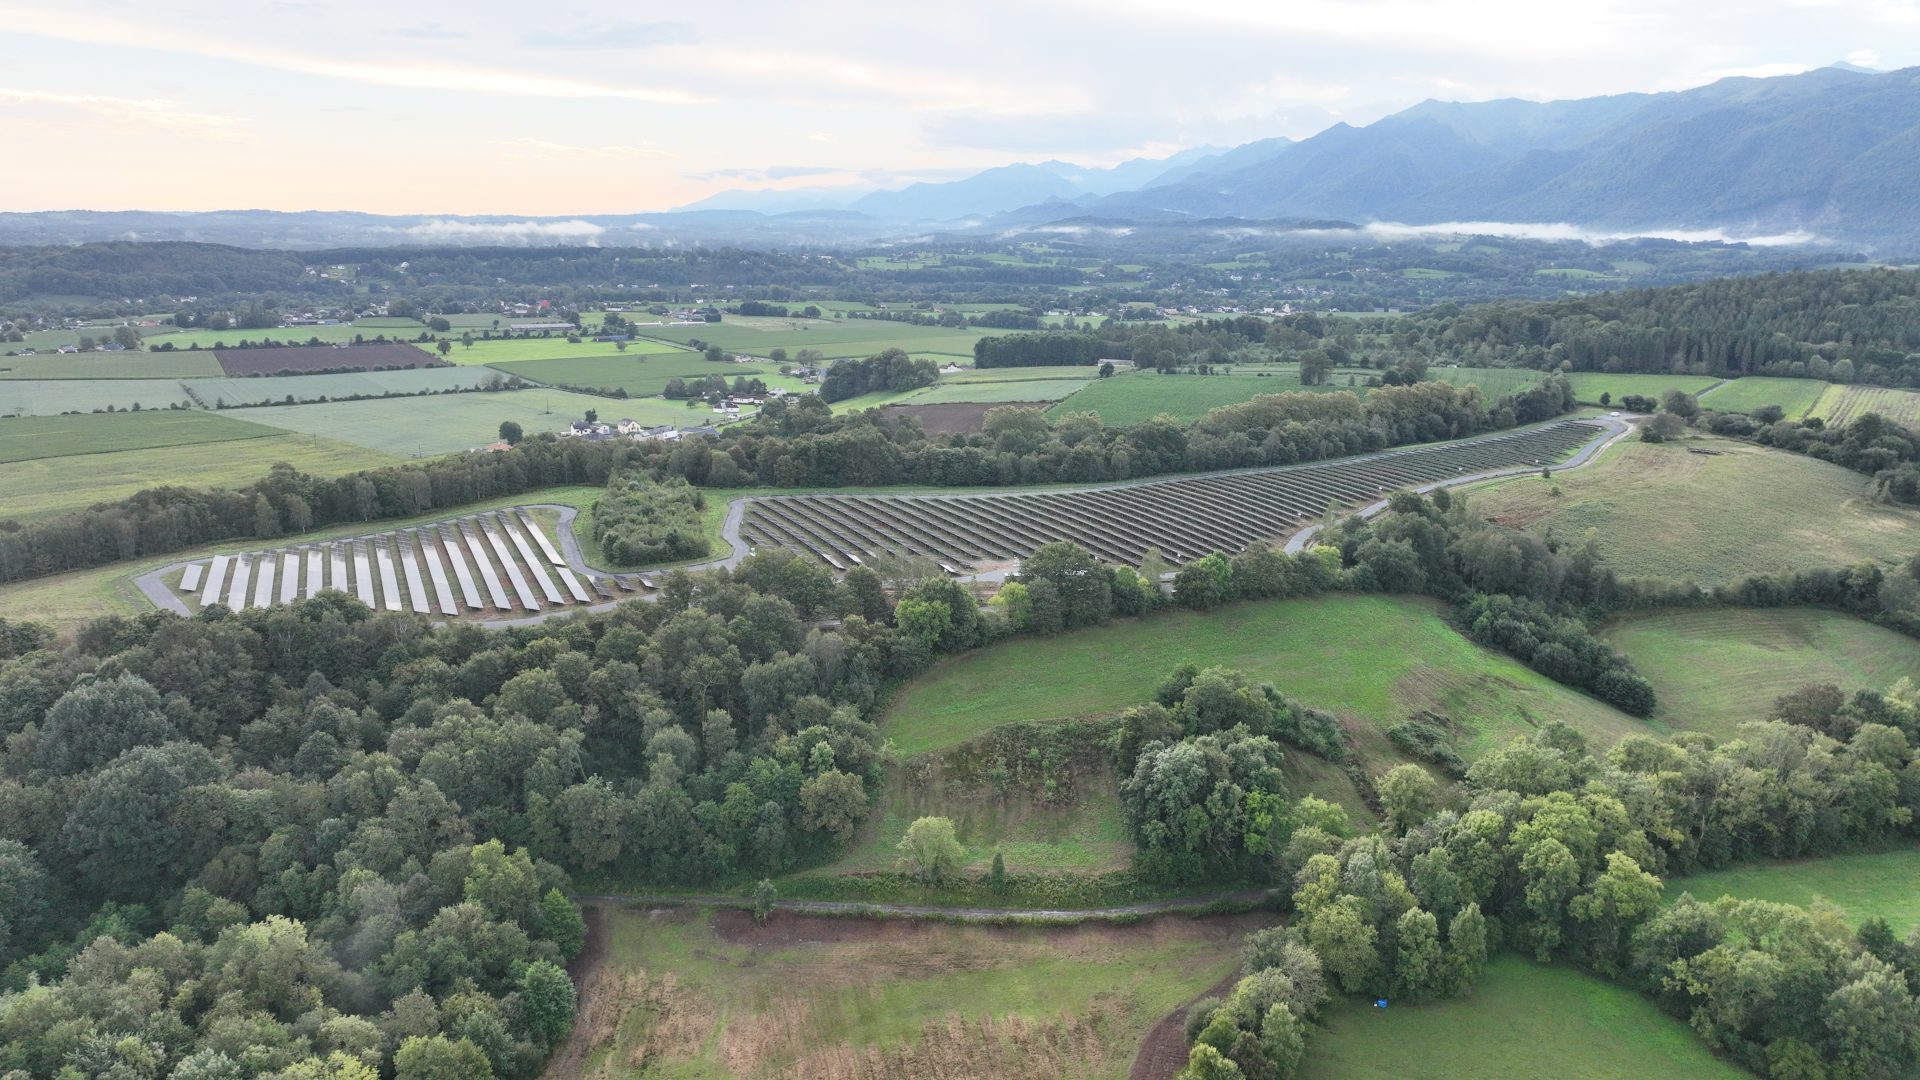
left=740, top=420, right=1604, bottom=569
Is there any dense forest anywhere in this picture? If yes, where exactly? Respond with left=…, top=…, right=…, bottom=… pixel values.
left=1396, top=267, right=1920, bottom=384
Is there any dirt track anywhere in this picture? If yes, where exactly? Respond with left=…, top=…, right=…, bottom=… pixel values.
left=1129, top=970, right=1242, bottom=1080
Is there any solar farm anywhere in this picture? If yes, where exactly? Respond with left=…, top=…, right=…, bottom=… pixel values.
left=169, top=508, right=649, bottom=618
left=739, top=419, right=1605, bottom=569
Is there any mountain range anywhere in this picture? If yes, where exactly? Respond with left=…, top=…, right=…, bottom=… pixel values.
left=683, top=63, right=1920, bottom=248
left=1, top=64, right=1914, bottom=250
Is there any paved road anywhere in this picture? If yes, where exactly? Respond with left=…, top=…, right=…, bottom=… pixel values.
left=575, top=887, right=1279, bottom=923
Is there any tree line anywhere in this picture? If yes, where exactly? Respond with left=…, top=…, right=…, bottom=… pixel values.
left=0, top=373, right=1575, bottom=587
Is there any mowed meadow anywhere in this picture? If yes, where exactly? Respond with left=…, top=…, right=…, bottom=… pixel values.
left=1466, top=435, right=1920, bottom=584
left=546, top=906, right=1259, bottom=1080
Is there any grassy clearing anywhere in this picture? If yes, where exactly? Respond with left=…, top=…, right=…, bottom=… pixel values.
left=439, top=336, right=684, bottom=365
left=912, top=379, right=1092, bottom=405
left=942, top=366, right=1098, bottom=383
left=1602, top=608, right=1920, bottom=740
left=1465, top=436, right=1920, bottom=584
left=238, top=390, right=689, bottom=456
left=0, top=435, right=398, bottom=523
left=0, top=351, right=223, bottom=380
left=634, top=316, right=989, bottom=358
left=821, top=769, right=1133, bottom=877
left=0, top=410, right=282, bottom=464
left=1811, top=383, right=1920, bottom=429
left=1565, top=372, right=1723, bottom=405
left=552, top=906, right=1257, bottom=1080
left=1669, top=848, right=1920, bottom=932
left=886, top=594, right=1645, bottom=759
left=1424, top=366, right=1546, bottom=398
left=141, top=320, right=428, bottom=350
left=1299, top=956, right=1747, bottom=1080
left=0, top=379, right=198, bottom=416
left=1048, top=372, right=1364, bottom=426
left=1698, top=377, right=1829, bottom=418
left=182, top=367, right=519, bottom=407
left=487, top=353, right=807, bottom=396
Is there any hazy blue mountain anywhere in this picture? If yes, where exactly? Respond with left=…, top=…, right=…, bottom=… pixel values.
left=1064, top=65, right=1920, bottom=246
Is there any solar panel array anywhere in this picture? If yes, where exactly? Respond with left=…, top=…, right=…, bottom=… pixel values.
left=741, top=420, right=1605, bottom=569
left=177, top=508, right=644, bottom=617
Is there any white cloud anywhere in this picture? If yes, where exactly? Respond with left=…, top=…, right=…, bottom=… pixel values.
left=0, top=86, right=240, bottom=133
left=1358, top=220, right=1826, bottom=246
left=402, top=219, right=607, bottom=243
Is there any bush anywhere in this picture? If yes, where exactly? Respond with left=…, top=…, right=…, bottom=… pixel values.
left=591, top=474, right=709, bottom=565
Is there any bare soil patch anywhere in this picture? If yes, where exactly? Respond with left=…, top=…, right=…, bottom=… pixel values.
left=1129, top=970, right=1241, bottom=1080
left=880, top=400, right=1052, bottom=435
left=214, top=342, right=442, bottom=375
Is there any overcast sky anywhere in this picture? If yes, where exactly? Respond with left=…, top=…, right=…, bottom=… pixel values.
left=2, top=0, right=1915, bottom=214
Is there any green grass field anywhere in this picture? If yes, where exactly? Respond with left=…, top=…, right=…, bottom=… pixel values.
left=1424, top=366, right=1546, bottom=398
left=1048, top=371, right=1364, bottom=426
left=0, top=410, right=283, bottom=464
left=1466, top=436, right=1920, bottom=584
left=439, top=336, right=684, bottom=365
left=0, top=379, right=198, bottom=416
left=940, top=365, right=1097, bottom=382
left=486, top=353, right=806, bottom=396
left=885, top=594, right=1646, bottom=759
left=1668, top=848, right=1920, bottom=932
left=1565, top=372, right=1723, bottom=405
left=0, top=350, right=223, bottom=380
left=1811, top=383, right=1920, bottom=430
left=181, top=367, right=521, bottom=407
left=909, top=379, right=1092, bottom=405
left=143, top=322, right=428, bottom=350
left=634, top=315, right=990, bottom=359
left=1698, top=377, right=1829, bottom=418
left=552, top=906, right=1257, bottom=1079
left=1300, top=956, right=1747, bottom=1079
left=0, top=434, right=398, bottom=522
left=820, top=767, right=1134, bottom=877
left=240, top=389, right=688, bottom=456
left=1603, top=608, right=1920, bottom=739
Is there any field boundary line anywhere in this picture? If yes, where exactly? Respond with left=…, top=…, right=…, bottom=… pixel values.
left=573, top=886, right=1278, bottom=923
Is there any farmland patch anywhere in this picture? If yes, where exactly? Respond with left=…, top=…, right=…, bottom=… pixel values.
left=213, top=342, right=441, bottom=375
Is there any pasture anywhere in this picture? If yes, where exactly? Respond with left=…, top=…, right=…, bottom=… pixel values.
left=1466, top=436, right=1920, bottom=584
left=486, top=352, right=805, bottom=396
left=1697, top=376, right=1828, bottom=418
left=0, top=434, right=398, bottom=522
left=1811, top=383, right=1920, bottom=430
left=441, top=336, right=685, bottom=366
left=1047, top=371, right=1364, bottom=425
left=0, top=378, right=197, bottom=416
left=1423, top=366, right=1546, bottom=398
left=145, top=320, right=427, bottom=350
left=1669, top=848, right=1920, bottom=932
left=909, top=378, right=1092, bottom=405
left=1564, top=372, right=1723, bottom=405
left=547, top=905, right=1256, bottom=1080
left=0, top=410, right=281, bottom=464
left=1299, top=957, right=1746, bottom=1080
left=183, top=366, right=523, bottom=407
left=0, top=350, right=222, bottom=380
left=820, top=765, right=1133, bottom=877
left=634, top=315, right=991, bottom=359
left=884, top=594, right=1645, bottom=759
left=940, top=365, right=1097, bottom=382
left=241, top=389, right=690, bottom=456
left=1602, top=608, right=1920, bottom=739
left=213, top=343, right=439, bottom=375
